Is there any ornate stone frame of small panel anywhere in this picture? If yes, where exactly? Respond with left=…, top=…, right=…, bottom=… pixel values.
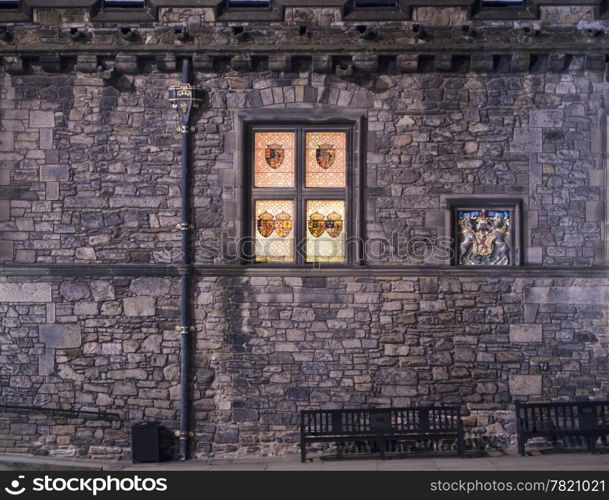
left=447, top=197, right=523, bottom=267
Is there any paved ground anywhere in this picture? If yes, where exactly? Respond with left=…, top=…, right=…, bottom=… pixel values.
left=2, top=450, right=609, bottom=471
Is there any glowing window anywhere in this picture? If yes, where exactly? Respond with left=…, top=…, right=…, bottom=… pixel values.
left=248, top=126, right=351, bottom=265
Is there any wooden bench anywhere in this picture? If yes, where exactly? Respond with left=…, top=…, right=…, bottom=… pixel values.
left=300, top=406, right=464, bottom=462
left=516, top=400, right=609, bottom=456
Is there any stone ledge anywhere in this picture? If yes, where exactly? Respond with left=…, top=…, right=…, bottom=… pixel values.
left=2, top=264, right=609, bottom=278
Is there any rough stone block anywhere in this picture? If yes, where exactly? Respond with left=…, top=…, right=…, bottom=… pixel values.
left=0, top=168, right=9, bottom=186
left=91, top=280, right=115, bottom=301
left=124, top=297, right=155, bottom=316
left=75, top=247, right=97, bottom=260
left=0, top=283, right=51, bottom=302
left=509, top=324, right=542, bottom=343
left=215, top=426, right=239, bottom=443
left=130, top=278, right=171, bottom=296
left=0, top=132, right=14, bottom=152
left=352, top=54, right=378, bottom=73
left=29, top=111, right=55, bottom=128
left=40, top=128, right=54, bottom=150
left=75, top=54, right=98, bottom=73
left=0, top=241, right=14, bottom=261
left=39, top=324, right=82, bottom=349
left=525, top=286, right=609, bottom=305
left=40, top=165, right=69, bottom=181
left=586, top=200, right=603, bottom=221
left=395, top=56, right=416, bottom=75
left=529, top=109, right=563, bottom=128
left=38, top=350, right=55, bottom=376
left=510, top=128, right=542, bottom=153
left=0, top=200, right=9, bottom=221
left=59, top=282, right=91, bottom=301
left=509, top=375, right=542, bottom=396
left=527, top=247, right=542, bottom=264
left=115, top=53, right=139, bottom=74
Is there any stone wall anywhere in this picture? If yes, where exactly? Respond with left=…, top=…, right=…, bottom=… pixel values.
left=1, top=274, right=607, bottom=458
left=1, top=66, right=606, bottom=266
left=2, top=3, right=609, bottom=460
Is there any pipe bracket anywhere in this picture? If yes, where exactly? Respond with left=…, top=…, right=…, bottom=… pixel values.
left=176, top=222, right=195, bottom=231
left=175, top=325, right=196, bottom=334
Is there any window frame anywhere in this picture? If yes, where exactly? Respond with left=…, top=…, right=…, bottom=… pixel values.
left=92, top=0, right=157, bottom=21
left=342, top=0, right=410, bottom=20
left=244, top=123, right=357, bottom=267
left=471, top=0, right=537, bottom=20
left=0, top=0, right=31, bottom=21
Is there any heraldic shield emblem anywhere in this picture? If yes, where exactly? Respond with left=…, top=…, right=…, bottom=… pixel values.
left=265, top=144, right=285, bottom=169
left=325, top=211, right=343, bottom=238
left=315, top=144, right=336, bottom=169
left=274, top=211, right=293, bottom=238
left=308, top=212, right=326, bottom=238
left=257, top=211, right=275, bottom=238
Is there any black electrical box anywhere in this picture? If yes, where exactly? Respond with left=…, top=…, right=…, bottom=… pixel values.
left=131, top=422, right=160, bottom=463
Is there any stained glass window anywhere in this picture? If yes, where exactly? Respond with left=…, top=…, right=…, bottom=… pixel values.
left=305, top=200, right=346, bottom=263
left=255, top=200, right=295, bottom=263
left=457, top=209, right=511, bottom=265
left=254, top=131, right=295, bottom=188
left=305, top=132, right=347, bottom=188
left=250, top=126, right=351, bottom=265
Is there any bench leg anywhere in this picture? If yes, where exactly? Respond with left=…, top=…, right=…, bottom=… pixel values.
left=300, top=440, right=306, bottom=463
left=379, top=438, right=386, bottom=460
left=587, top=436, right=597, bottom=454
left=518, top=434, right=526, bottom=457
left=457, top=433, right=465, bottom=457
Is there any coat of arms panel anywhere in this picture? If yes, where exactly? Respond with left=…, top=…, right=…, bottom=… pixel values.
left=254, top=131, right=295, bottom=188
left=305, top=200, right=346, bottom=263
left=305, top=131, right=346, bottom=188
left=255, top=200, right=295, bottom=263
left=458, top=209, right=511, bottom=265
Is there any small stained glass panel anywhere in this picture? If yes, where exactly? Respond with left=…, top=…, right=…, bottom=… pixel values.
left=255, top=200, right=294, bottom=263
left=458, top=209, right=511, bottom=265
left=305, top=200, right=346, bottom=263
left=254, top=131, right=295, bottom=188
left=305, top=131, right=347, bottom=188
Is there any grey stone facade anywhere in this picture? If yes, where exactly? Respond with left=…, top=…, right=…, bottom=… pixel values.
left=1, top=2, right=609, bottom=459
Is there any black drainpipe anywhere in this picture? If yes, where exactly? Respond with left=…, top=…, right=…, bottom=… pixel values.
left=168, top=57, right=204, bottom=460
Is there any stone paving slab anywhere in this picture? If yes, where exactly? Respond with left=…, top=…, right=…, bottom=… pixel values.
left=3, top=452, right=609, bottom=472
